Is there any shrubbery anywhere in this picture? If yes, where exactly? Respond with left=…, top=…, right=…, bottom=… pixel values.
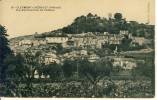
left=3, top=80, right=153, bottom=98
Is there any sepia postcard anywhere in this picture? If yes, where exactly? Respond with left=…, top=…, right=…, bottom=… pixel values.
left=0, top=0, right=155, bottom=99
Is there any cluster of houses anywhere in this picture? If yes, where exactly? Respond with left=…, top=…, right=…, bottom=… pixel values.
left=10, top=30, right=148, bottom=71
left=31, top=49, right=100, bottom=65
left=16, top=31, right=147, bottom=49
left=109, top=56, right=144, bottom=70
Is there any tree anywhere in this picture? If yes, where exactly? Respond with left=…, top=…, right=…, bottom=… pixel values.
left=79, top=59, right=113, bottom=97
left=114, top=13, right=122, bottom=21
left=3, top=54, right=26, bottom=96
left=43, top=63, right=62, bottom=80
left=62, top=60, right=77, bottom=78
left=120, top=35, right=132, bottom=51
left=4, top=51, right=42, bottom=92
left=10, top=51, right=43, bottom=80
left=56, top=44, right=63, bottom=54
left=4, top=54, right=25, bottom=81
left=80, top=60, right=112, bottom=81
left=0, top=25, right=11, bottom=81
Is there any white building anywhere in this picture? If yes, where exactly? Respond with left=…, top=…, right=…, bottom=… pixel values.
left=39, top=52, right=60, bottom=65
left=88, top=54, right=100, bottom=62
left=80, top=50, right=88, bottom=56
left=109, top=34, right=122, bottom=45
left=19, top=39, right=33, bottom=47
left=119, top=30, right=129, bottom=35
left=132, top=37, right=145, bottom=46
left=112, top=57, right=137, bottom=70
left=46, top=37, right=68, bottom=44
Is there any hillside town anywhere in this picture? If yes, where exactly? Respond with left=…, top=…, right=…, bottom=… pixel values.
left=10, top=30, right=152, bottom=72
left=1, top=12, right=154, bottom=97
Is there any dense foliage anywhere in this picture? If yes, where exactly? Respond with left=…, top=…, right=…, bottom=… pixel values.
left=34, top=13, right=154, bottom=39
left=61, top=13, right=154, bottom=38
left=2, top=51, right=154, bottom=97
left=0, top=25, right=11, bottom=81
left=4, top=80, right=153, bottom=98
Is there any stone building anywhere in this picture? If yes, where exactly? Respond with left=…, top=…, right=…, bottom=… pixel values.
left=132, top=37, right=145, bottom=46
left=112, top=57, right=137, bottom=70
left=88, top=53, right=100, bottom=62
left=32, top=38, right=47, bottom=46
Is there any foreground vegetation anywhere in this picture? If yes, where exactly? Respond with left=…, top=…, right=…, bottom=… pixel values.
left=0, top=50, right=154, bottom=97
left=2, top=79, right=153, bottom=98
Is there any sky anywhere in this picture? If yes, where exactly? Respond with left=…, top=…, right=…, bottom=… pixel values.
left=0, top=0, right=155, bottom=38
